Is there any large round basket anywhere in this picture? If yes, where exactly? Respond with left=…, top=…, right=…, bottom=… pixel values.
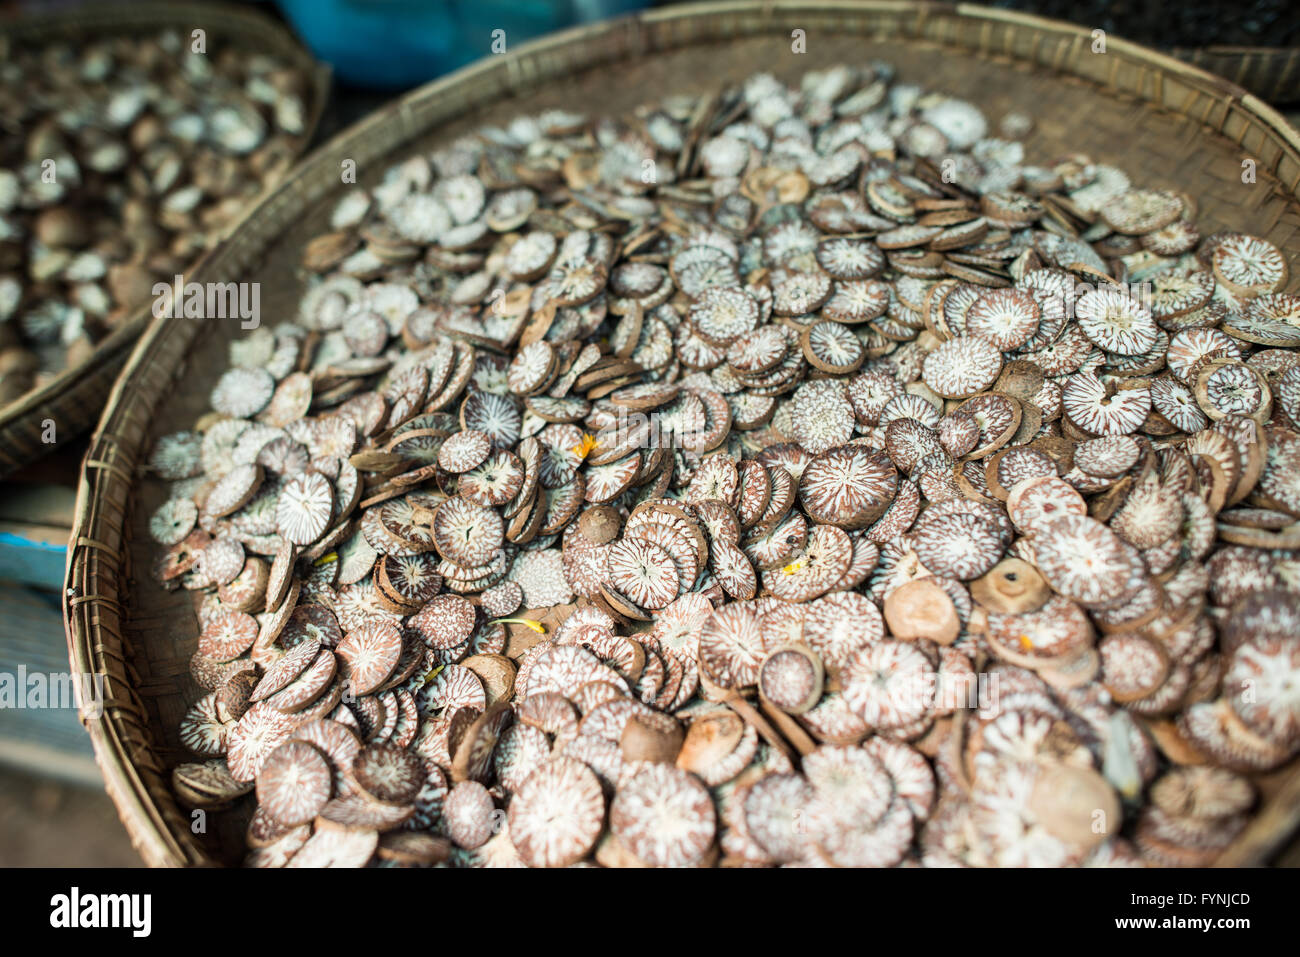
left=64, top=0, right=1300, bottom=867
left=0, top=1, right=330, bottom=478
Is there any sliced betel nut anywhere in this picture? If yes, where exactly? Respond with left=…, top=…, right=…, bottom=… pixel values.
left=1194, top=359, right=1271, bottom=422
left=226, top=701, right=298, bottom=782
left=1099, top=632, right=1170, bottom=702
left=697, top=602, right=767, bottom=689
left=762, top=523, right=854, bottom=603
left=605, top=537, right=680, bottom=610
left=922, top=335, right=1003, bottom=398
left=267, top=649, right=338, bottom=714
left=198, top=610, right=259, bottom=662
left=350, top=741, right=425, bottom=805
left=798, top=444, right=897, bottom=529
left=507, top=756, right=605, bottom=867
left=178, top=694, right=228, bottom=757
left=884, top=578, right=961, bottom=644
left=256, top=740, right=332, bottom=826
left=1149, top=766, right=1255, bottom=821
left=336, top=621, right=403, bottom=696
left=758, top=644, right=825, bottom=715
left=609, top=762, right=716, bottom=867
left=443, top=780, right=498, bottom=849
left=149, top=498, right=198, bottom=546
left=841, top=641, right=936, bottom=731
left=1032, top=514, right=1139, bottom=607
left=965, top=287, right=1041, bottom=350
left=432, top=496, right=504, bottom=566
left=250, top=636, right=321, bottom=703
left=1212, top=233, right=1287, bottom=295
left=173, top=760, right=253, bottom=809
left=801, top=320, right=865, bottom=375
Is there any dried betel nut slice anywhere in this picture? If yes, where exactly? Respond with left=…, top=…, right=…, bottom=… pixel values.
left=1195, top=360, right=1271, bottom=422
left=267, top=649, right=337, bottom=714
left=1212, top=233, right=1287, bottom=295
left=798, top=445, right=897, bottom=529
left=965, top=288, right=1040, bottom=350
left=432, top=496, right=505, bottom=566
left=451, top=702, right=514, bottom=783
left=696, top=602, right=768, bottom=690
left=758, top=644, right=825, bottom=715
left=689, top=286, right=759, bottom=345
left=605, top=537, right=680, bottom=610
left=350, top=742, right=425, bottom=805
left=198, top=610, right=259, bottom=662
left=215, top=668, right=260, bottom=724
left=204, top=464, right=263, bottom=519
left=458, top=450, right=526, bottom=507
left=1149, top=766, right=1255, bottom=820
left=970, top=557, right=1051, bottom=615
left=1074, top=286, right=1159, bottom=356
left=1006, top=475, right=1087, bottom=535
left=437, top=429, right=493, bottom=473
left=336, top=622, right=403, bottom=696
left=199, top=538, right=245, bottom=588
left=507, top=756, right=605, bottom=867
left=922, top=335, right=1003, bottom=398
left=801, top=320, right=865, bottom=375
left=443, top=780, right=498, bottom=849
left=150, top=498, right=198, bottom=546
left=277, top=471, right=334, bottom=545
left=709, top=540, right=758, bottom=601
left=742, top=772, right=814, bottom=863
left=911, top=510, right=1003, bottom=581
left=1100, top=188, right=1183, bottom=234
left=841, top=642, right=935, bottom=731
left=1032, top=514, right=1137, bottom=607
left=250, top=636, right=321, bottom=703
left=1027, top=764, right=1120, bottom=851
left=884, top=578, right=961, bottom=644
left=802, top=744, right=894, bottom=837
left=178, top=694, right=228, bottom=757
left=226, top=701, right=298, bottom=782
left=762, top=523, right=854, bottom=603
left=1099, top=632, right=1170, bottom=702
left=1073, top=435, right=1141, bottom=479
left=609, top=762, right=716, bottom=867
left=173, top=761, right=253, bottom=809
left=256, top=740, right=332, bottom=826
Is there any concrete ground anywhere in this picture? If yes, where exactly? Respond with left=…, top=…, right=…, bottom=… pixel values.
left=0, top=766, right=139, bottom=867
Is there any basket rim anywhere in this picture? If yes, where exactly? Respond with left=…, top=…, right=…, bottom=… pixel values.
left=0, top=0, right=331, bottom=476
left=66, top=0, right=1300, bottom=867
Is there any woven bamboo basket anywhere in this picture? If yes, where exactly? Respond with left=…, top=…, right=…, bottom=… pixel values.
left=0, top=1, right=330, bottom=479
left=1173, top=46, right=1300, bottom=106
left=65, top=0, right=1300, bottom=867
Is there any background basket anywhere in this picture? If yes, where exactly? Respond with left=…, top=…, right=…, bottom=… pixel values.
left=0, top=1, right=330, bottom=479
left=65, top=0, right=1300, bottom=867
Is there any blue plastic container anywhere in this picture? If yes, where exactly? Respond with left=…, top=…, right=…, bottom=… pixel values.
left=276, top=0, right=649, bottom=89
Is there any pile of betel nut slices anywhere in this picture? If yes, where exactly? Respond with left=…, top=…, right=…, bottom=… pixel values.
left=0, top=28, right=314, bottom=403
left=146, top=63, right=1300, bottom=868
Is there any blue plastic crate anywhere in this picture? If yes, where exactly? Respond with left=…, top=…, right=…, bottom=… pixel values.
left=276, top=0, right=649, bottom=89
